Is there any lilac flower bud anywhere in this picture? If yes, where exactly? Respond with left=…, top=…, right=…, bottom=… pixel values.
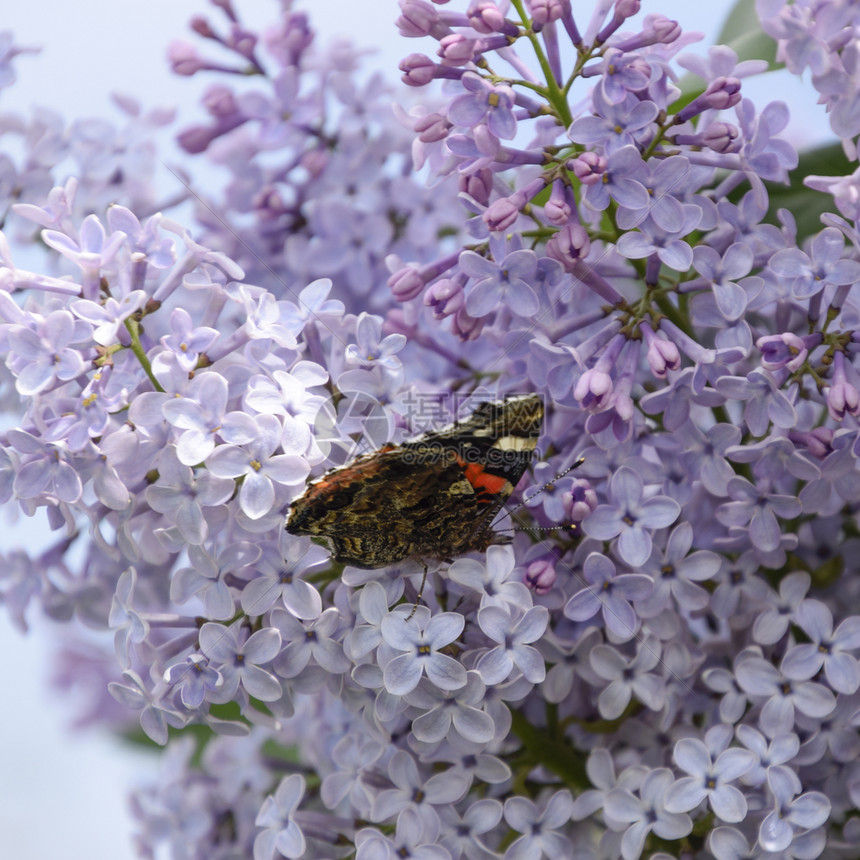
left=674, top=77, right=742, bottom=124
left=574, top=367, right=613, bottom=411
left=640, top=322, right=681, bottom=378
left=524, top=559, right=556, bottom=595
left=438, top=33, right=482, bottom=67
left=789, top=427, right=833, bottom=459
left=414, top=111, right=452, bottom=142
left=483, top=177, right=546, bottom=232
left=569, top=151, right=606, bottom=185
left=826, top=350, right=860, bottom=421
left=546, top=223, right=591, bottom=272
left=424, top=276, right=465, bottom=318
left=756, top=332, right=815, bottom=372
left=388, top=265, right=426, bottom=301
left=615, top=0, right=641, bottom=16
left=614, top=12, right=680, bottom=49
left=483, top=197, right=521, bottom=232
left=674, top=121, right=741, bottom=154
left=468, top=2, right=518, bottom=36
left=527, top=0, right=568, bottom=27
left=400, top=53, right=462, bottom=87
left=168, top=41, right=207, bottom=76
left=596, top=1, right=642, bottom=43
left=563, top=479, right=598, bottom=523
left=190, top=17, right=217, bottom=39
left=396, top=0, right=449, bottom=39
left=460, top=168, right=494, bottom=205
left=452, top=307, right=485, bottom=340
left=545, top=180, right=572, bottom=226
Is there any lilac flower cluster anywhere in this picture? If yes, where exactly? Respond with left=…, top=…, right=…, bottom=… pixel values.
left=4, top=0, right=860, bottom=858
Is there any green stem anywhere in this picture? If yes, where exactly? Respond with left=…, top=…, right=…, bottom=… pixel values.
left=509, top=0, right=573, bottom=127
left=125, top=317, right=165, bottom=393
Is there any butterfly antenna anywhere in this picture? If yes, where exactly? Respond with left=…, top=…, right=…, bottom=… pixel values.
left=490, top=456, right=585, bottom=530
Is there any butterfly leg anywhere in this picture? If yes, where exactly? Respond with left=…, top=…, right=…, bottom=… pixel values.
left=406, top=562, right=429, bottom=620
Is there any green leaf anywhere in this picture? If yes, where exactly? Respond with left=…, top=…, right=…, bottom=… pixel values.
left=716, top=0, right=779, bottom=68
left=762, top=143, right=853, bottom=241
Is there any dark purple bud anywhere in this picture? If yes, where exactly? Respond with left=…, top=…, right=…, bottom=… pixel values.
left=190, top=16, right=217, bottom=38
left=569, top=151, right=606, bottom=185
left=227, top=24, right=258, bottom=61
left=525, top=559, right=556, bottom=595
left=563, top=479, right=598, bottom=522
left=452, top=307, right=485, bottom=340
left=674, top=77, right=742, bottom=124
left=757, top=332, right=817, bottom=372
left=211, top=0, right=237, bottom=21
left=424, top=277, right=465, bottom=318
left=545, top=180, right=572, bottom=226
left=546, top=223, right=591, bottom=272
left=640, top=322, right=681, bottom=378
left=459, top=168, right=494, bottom=205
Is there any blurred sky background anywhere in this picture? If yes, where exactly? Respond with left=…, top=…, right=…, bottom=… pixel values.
left=0, top=1, right=833, bottom=857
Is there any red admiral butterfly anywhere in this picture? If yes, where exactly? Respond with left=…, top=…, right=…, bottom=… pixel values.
left=285, top=394, right=544, bottom=569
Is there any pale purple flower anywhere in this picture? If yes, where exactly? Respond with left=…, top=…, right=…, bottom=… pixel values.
left=503, top=790, right=573, bottom=860
left=664, top=732, right=755, bottom=822
left=254, top=773, right=306, bottom=860
left=198, top=622, right=282, bottom=702
left=71, top=290, right=147, bottom=346
left=271, top=606, right=350, bottom=678
left=715, top=476, right=802, bottom=553
left=448, top=71, right=517, bottom=139
left=163, top=653, right=223, bottom=710
left=568, top=91, right=658, bottom=154
left=240, top=533, right=326, bottom=619
left=583, top=466, right=681, bottom=567
left=406, top=670, right=495, bottom=745
left=171, top=541, right=260, bottom=620
left=160, top=307, right=219, bottom=372
left=781, top=599, right=860, bottom=694
left=590, top=636, right=667, bottom=719
left=734, top=652, right=836, bottom=735
left=604, top=768, right=693, bottom=860
left=380, top=611, right=467, bottom=695
left=206, top=413, right=309, bottom=519
left=635, top=522, right=721, bottom=617
left=108, top=669, right=184, bottom=745
left=758, top=766, right=830, bottom=854
left=563, top=551, right=652, bottom=641
left=769, top=226, right=860, bottom=300
left=370, top=749, right=469, bottom=828
left=475, top=603, right=549, bottom=685
left=4, top=309, right=88, bottom=395
left=345, top=312, right=407, bottom=370
left=735, top=724, right=800, bottom=787
left=162, top=371, right=258, bottom=466
left=447, top=544, right=532, bottom=609
left=459, top=247, right=540, bottom=318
